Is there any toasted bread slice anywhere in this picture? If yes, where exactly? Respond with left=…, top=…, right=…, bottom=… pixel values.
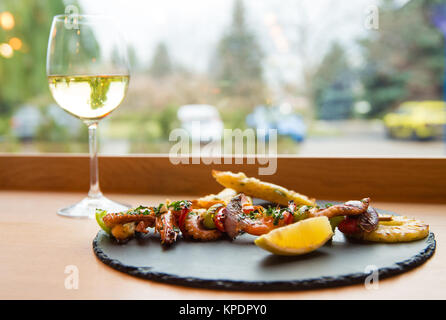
left=211, top=170, right=315, bottom=206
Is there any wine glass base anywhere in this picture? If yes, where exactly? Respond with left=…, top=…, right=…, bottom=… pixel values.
left=57, top=195, right=131, bottom=219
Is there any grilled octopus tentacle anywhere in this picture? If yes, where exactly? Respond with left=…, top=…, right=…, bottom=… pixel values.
left=309, top=198, right=370, bottom=218
left=183, top=211, right=222, bottom=241
left=155, top=210, right=179, bottom=246
left=103, top=207, right=159, bottom=242
left=223, top=193, right=248, bottom=239
left=103, top=213, right=156, bottom=229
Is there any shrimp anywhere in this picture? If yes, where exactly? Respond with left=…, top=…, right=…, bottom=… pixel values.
left=242, top=214, right=291, bottom=236
left=183, top=210, right=223, bottom=241
left=239, top=202, right=295, bottom=236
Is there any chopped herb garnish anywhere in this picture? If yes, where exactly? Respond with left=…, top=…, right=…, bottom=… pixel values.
left=265, top=206, right=275, bottom=216
left=153, top=203, right=164, bottom=216
left=168, top=200, right=191, bottom=211
left=248, top=211, right=257, bottom=220
left=124, top=205, right=150, bottom=216
left=265, top=206, right=285, bottom=225
left=134, top=205, right=151, bottom=215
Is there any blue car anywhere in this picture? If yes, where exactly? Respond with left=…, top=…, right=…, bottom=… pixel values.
left=246, top=105, right=306, bottom=142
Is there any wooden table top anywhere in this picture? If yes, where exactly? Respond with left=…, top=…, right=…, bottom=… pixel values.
left=1, top=190, right=444, bottom=300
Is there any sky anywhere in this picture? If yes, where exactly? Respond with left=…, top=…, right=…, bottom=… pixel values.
left=78, top=0, right=405, bottom=85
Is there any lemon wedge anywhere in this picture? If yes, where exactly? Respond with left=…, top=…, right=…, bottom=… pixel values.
left=254, top=216, right=333, bottom=255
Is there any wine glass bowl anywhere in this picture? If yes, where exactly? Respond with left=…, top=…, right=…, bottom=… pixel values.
left=47, top=14, right=131, bottom=218
left=48, top=75, right=129, bottom=121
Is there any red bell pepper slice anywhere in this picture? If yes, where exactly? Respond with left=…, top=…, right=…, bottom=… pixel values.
left=178, top=207, right=190, bottom=231
left=214, top=207, right=226, bottom=232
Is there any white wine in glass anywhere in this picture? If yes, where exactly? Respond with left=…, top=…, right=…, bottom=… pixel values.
left=47, top=15, right=131, bottom=218
left=48, top=75, right=129, bottom=121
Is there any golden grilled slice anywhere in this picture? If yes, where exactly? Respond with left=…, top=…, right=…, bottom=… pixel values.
left=351, top=214, right=429, bottom=243
left=192, top=188, right=251, bottom=209
left=211, top=170, right=315, bottom=206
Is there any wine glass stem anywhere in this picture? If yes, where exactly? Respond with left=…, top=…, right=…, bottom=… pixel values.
left=88, top=122, right=102, bottom=199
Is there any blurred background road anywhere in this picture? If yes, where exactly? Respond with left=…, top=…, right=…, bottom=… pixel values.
left=300, top=120, right=445, bottom=156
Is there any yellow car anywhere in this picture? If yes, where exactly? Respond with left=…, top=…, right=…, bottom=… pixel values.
left=383, top=101, right=446, bottom=140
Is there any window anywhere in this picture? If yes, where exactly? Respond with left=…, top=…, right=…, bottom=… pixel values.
left=0, top=0, right=444, bottom=156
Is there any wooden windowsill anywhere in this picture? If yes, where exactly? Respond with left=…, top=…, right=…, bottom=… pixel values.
left=1, top=154, right=445, bottom=203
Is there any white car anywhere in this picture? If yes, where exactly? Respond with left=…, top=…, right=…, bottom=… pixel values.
left=177, top=104, right=223, bottom=143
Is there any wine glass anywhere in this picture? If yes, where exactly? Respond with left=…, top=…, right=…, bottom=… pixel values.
left=46, top=14, right=131, bottom=218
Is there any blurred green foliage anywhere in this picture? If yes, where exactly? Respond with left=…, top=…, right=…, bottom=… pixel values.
left=220, top=107, right=250, bottom=130
left=35, top=117, right=69, bottom=142
left=0, top=0, right=68, bottom=114
left=312, top=42, right=355, bottom=120
left=149, top=42, right=173, bottom=78
left=157, top=104, right=180, bottom=138
left=358, top=0, right=444, bottom=117
left=210, top=0, right=265, bottom=102
left=0, top=116, right=10, bottom=135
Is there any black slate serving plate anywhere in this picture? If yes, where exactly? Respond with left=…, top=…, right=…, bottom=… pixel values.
left=93, top=201, right=436, bottom=291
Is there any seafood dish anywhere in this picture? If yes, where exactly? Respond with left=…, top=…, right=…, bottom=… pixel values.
left=95, top=170, right=430, bottom=254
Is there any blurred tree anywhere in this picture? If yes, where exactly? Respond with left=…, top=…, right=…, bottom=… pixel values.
left=35, top=115, right=69, bottom=142
left=359, top=0, right=444, bottom=117
left=127, top=44, right=139, bottom=71
left=286, top=0, right=345, bottom=119
left=0, top=0, right=70, bottom=114
left=210, top=0, right=264, bottom=99
left=431, top=0, right=446, bottom=98
left=157, top=104, right=179, bottom=139
left=149, top=42, right=172, bottom=78
left=111, top=44, right=138, bottom=72
left=312, top=42, right=355, bottom=120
